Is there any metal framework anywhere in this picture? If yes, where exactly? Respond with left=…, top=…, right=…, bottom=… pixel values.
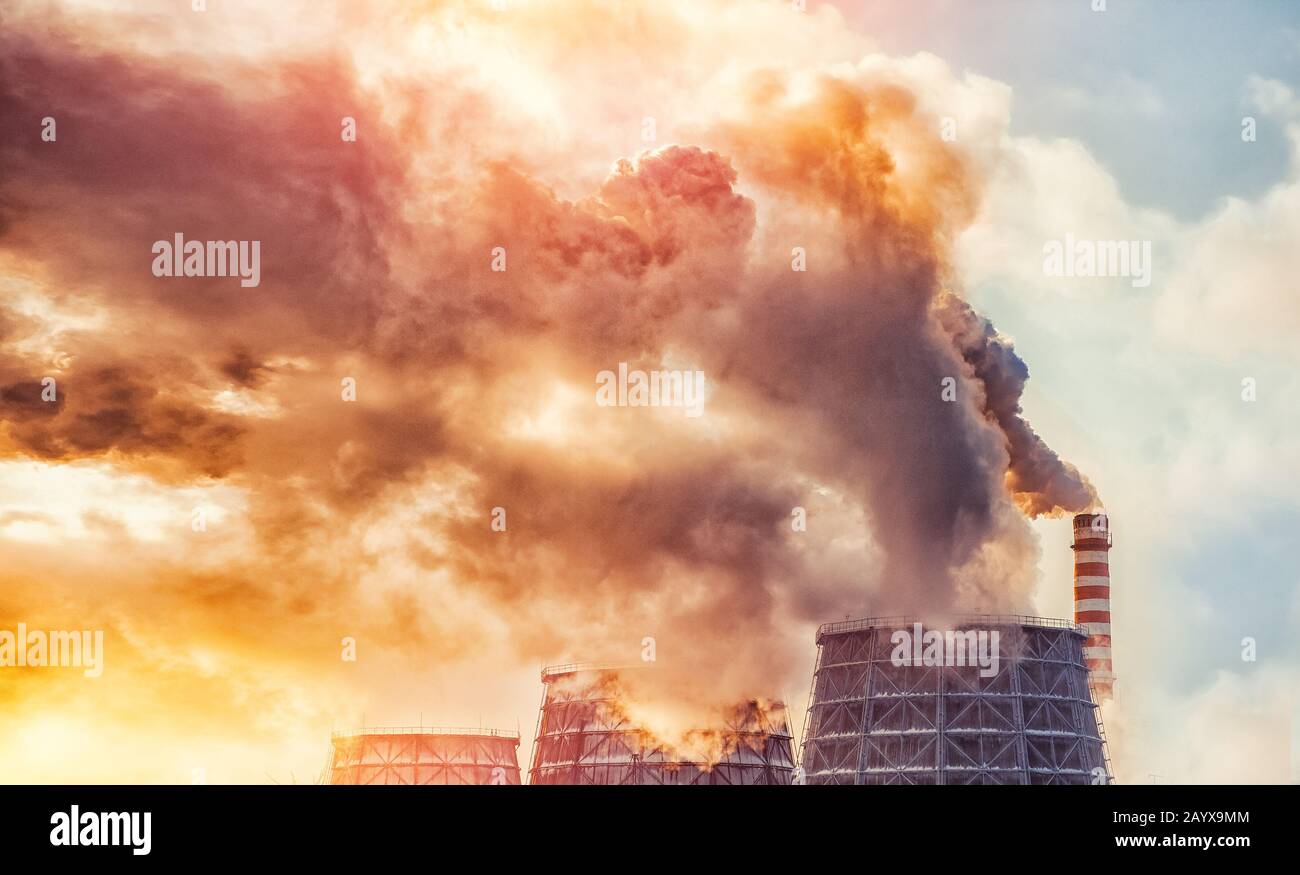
left=529, top=665, right=795, bottom=785
left=327, top=727, right=521, bottom=785
left=800, top=616, right=1114, bottom=785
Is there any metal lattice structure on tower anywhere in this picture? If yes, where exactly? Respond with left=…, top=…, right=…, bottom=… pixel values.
left=528, top=663, right=795, bottom=785
left=800, top=615, right=1113, bottom=785
left=326, top=727, right=521, bottom=785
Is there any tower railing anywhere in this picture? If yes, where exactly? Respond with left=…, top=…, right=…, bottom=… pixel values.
left=330, top=726, right=520, bottom=740
left=540, top=660, right=647, bottom=680
left=817, top=613, right=1083, bottom=638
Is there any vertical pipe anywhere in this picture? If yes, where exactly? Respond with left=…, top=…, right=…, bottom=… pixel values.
left=1072, top=512, right=1115, bottom=701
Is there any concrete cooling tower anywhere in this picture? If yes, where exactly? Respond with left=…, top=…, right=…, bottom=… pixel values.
left=528, top=663, right=796, bottom=785
left=799, top=616, right=1114, bottom=785
left=327, top=727, right=522, bottom=785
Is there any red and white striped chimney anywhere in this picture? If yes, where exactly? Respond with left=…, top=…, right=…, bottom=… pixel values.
left=1072, top=512, right=1115, bottom=701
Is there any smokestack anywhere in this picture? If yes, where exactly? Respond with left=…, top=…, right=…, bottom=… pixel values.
left=1072, top=513, right=1115, bottom=701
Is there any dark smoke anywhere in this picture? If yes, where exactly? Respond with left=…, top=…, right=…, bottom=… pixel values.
left=0, top=15, right=1099, bottom=713
left=936, top=292, right=1099, bottom=517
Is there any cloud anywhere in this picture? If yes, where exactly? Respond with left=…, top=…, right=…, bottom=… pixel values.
left=1153, top=79, right=1300, bottom=360
left=1109, top=668, right=1295, bottom=784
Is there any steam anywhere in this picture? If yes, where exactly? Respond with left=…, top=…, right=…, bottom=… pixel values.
left=537, top=669, right=793, bottom=771
left=0, top=0, right=1098, bottom=760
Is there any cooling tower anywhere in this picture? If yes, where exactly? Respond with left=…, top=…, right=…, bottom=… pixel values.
left=327, top=727, right=521, bottom=785
left=528, top=663, right=796, bottom=785
left=800, top=615, right=1113, bottom=785
left=1072, top=512, right=1116, bottom=701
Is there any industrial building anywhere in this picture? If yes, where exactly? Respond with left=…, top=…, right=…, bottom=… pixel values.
left=326, top=726, right=521, bottom=785
left=528, top=662, right=796, bottom=784
left=326, top=519, right=1118, bottom=787
left=799, top=615, right=1114, bottom=784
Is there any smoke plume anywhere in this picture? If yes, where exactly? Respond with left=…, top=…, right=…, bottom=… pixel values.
left=0, top=0, right=1097, bottom=775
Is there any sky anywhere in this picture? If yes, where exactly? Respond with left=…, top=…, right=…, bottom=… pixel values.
left=848, top=0, right=1300, bottom=216
left=848, top=0, right=1300, bottom=780
left=0, top=0, right=1297, bottom=784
